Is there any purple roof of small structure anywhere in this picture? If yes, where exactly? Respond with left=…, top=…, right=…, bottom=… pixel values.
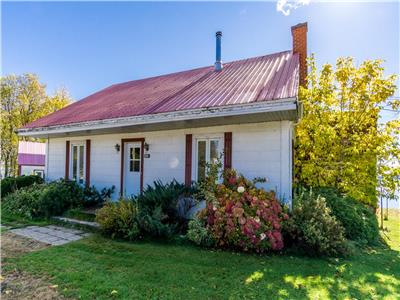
left=18, top=153, right=45, bottom=166
left=18, top=141, right=46, bottom=166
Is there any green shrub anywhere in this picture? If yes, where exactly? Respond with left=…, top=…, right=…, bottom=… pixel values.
left=2, top=180, right=84, bottom=219
left=83, top=185, right=115, bottom=208
left=96, top=199, right=140, bottom=241
left=187, top=218, right=214, bottom=247
left=1, top=175, right=43, bottom=198
left=1, top=186, right=44, bottom=219
left=314, top=187, right=379, bottom=245
left=135, top=180, right=195, bottom=238
left=284, top=190, right=350, bottom=257
left=95, top=181, right=196, bottom=241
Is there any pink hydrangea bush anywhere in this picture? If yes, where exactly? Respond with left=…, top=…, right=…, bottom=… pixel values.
left=198, top=169, right=288, bottom=252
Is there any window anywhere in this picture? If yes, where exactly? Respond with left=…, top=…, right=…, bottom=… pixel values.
left=33, top=169, right=44, bottom=178
left=71, top=142, right=85, bottom=184
left=195, top=137, right=222, bottom=182
left=129, top=146, right=141, bottom=172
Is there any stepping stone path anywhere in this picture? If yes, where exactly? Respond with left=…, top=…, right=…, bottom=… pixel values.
left=10, top=225, right=90, bottom=246
left=53, top=216, right=100, bottom=228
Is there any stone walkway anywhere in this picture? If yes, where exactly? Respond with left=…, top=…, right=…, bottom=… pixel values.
left=53, top=216, right=100, bottom=228
left=10, top=225, right=90, bottom=246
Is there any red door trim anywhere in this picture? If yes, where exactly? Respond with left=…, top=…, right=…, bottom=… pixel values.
left=85, top=139, right=91, bottom=187
left=224, top=132, right=232, bottom=169
left=185, top=134, right=193, bottom=186
left=65, top=140, right=70, bottom=180
left=120, top=138, right=145, bottom=197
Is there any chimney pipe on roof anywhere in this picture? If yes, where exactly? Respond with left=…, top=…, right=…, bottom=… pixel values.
left=291, top=22, right=308, bottom=87
left=215, top=31, right=223, bottom=71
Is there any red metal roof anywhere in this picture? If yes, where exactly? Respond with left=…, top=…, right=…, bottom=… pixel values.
left=23, top=50, right=299, bottom=129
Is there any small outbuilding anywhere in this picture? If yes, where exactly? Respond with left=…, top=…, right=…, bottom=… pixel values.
left=18, top=141, right=46, bottom=178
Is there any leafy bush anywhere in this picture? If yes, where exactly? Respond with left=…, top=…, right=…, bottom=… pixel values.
left=284, top=190, right=350, bottom=257
left=135, top=180, right=195, bottom=238
left=1, top=175, right=44, bottom=198
left=314, top=187, right=379, bottom=245
left=2, top=180, right=84, bottom=219
left=187, top=218, right=214, bottom=247
left=195, top=167, right=287, bottom=252
left=96, top=199, right=140, bottom=241
left=83, top=185, right=115, bottom=208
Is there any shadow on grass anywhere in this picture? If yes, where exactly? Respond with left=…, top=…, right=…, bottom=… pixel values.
left=6, top=234, right=400, bottom=300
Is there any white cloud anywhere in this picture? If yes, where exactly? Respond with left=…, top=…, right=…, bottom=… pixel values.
left=276, top=0, right=311, bottom=16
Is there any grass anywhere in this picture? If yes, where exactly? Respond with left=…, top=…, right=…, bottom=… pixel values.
left=0, top=213, right=50, bottom=229
left=4, top=210, right=400, bottom=300
left=379, top=209, right=399, bottom=251
left=63, top=208, right=96, bottom=222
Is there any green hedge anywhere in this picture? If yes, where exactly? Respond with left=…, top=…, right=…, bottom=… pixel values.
left=1, top=175, right=44, bottom=198
left=284, top=190, right=350, bottom=257
left=2, top=180, right=84, bottom=219
left=315, top=187, right=379, bottom=245
left=2, top=178, right=115, bottom=220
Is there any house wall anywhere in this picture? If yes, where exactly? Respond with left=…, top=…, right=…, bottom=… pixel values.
left=46, top=121, right=293, bottom=204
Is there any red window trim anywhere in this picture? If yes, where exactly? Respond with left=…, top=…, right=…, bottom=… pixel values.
left=85, top=139, right=91, bottom=187
left=120, top=138, right=145, bottom=197
left=185, top=134, right=192, bottom=186
left=65, top=140, right=70, bottom=180
left=224, top=132, right=232, bottom=169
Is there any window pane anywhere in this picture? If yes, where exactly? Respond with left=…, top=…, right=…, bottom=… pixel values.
left=129, top=160, right=134, bottom=172
left=134, top=160, right=140, bottom=172
left=197, top=141, right=206, bottom=182
left=130, top=148, right=133, bottom=160
left=79, top=145, right=84, bottom=183
left=210, top=140, right=219, bottom=163
left=72, top=146, right=77, bottom=180
left=134, top=147, right=140, bottom=159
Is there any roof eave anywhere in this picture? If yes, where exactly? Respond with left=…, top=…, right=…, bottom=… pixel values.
left=18, top=98, right=299, bottom=138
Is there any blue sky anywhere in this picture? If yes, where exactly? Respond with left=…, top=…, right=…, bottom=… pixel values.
left=2, top=1, right=399, bottom=114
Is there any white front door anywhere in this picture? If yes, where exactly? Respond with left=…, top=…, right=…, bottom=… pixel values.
left=124, top=142, right=142, bottom=197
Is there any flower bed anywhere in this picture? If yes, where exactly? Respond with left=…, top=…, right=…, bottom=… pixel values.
left=194, top=169, right=287, bottom=252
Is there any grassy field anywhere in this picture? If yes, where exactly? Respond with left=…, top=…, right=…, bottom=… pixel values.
left=3, top=210, right=400, bottom=300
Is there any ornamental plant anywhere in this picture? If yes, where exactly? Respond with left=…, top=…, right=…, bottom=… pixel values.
left=197, top=166, right=288, bottom=252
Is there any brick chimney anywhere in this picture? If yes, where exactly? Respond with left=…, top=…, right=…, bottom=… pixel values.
left=291, top=22, right=308, bottom=87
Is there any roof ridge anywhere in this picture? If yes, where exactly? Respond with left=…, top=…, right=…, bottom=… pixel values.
left=226, top=50, right=292, bottom=65
left=96, top=50, right=293, bottom=96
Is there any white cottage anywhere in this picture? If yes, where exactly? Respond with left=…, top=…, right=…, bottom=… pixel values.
left=18, top=23, right=308, bottom=204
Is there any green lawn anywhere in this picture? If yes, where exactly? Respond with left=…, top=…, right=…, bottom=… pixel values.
left=4, top=210, right=400, bottom=300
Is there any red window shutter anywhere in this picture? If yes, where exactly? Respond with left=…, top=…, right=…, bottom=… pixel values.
left=85, top=139, right=91, bottom=187
left=185, top=134, right=192, bottom=186
left=224, top=132, right=232, bottom=170
left=65, top=141, right=70, bottom=180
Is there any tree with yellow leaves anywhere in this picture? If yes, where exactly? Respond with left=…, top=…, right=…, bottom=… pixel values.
left=1, top=74, right=71, bottom=177
left=295, top=56, right=399, bottom=207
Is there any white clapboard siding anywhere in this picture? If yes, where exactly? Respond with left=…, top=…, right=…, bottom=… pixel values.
left=46, top=121, right=293, bottom=204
